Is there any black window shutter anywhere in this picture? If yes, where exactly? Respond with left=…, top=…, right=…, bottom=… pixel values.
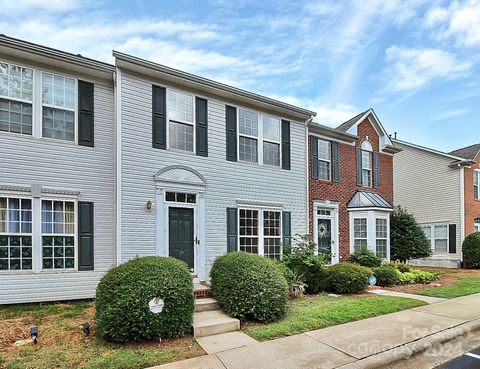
left=332, top=141, right=340, bottom=182
left=78, top=202, right=94, bottom=271
left=282, top=211, right=292, bottom=247
left=373, top=152, right=380, bottom=188
left=78, top=80, right=94, bottom=147
left=356, top=147, right=362, bottom=186
left=195, top=97, right=208, bottom=157
left=448, top=224, right=456, bottom=253
left=226, top=208, right=237, bottom=252
left=311, top=136, right=319, bottom=179
left=226, top=105, right=237, bottom=162
left=152, top=85, right=167, bottom=149
left=281, top=119, right=291, bottom=170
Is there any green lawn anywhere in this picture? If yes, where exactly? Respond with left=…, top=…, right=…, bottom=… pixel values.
left=0, top=302, right=203, bottom=369
left=416, top=277, right=480, bottom=299
left=244, top=294, right=426, bottom=341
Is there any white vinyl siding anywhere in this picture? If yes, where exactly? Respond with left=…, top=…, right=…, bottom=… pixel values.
left=0, top=65, right=115, bottom=304
left=393, top=142, right=462, bottom=263
left=119, top=70, right=308, bottom=277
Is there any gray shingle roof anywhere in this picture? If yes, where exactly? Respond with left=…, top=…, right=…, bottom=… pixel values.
left=336, top=110, right=369, bottom=132
left=449, top=143, right=480, bottom=161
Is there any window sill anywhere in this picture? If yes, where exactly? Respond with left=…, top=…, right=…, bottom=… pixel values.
left=165, top=147, right=197, bottom=156
left=236, top=160, right=284, bottom=171
left=312, top=178, right=335, bottom=184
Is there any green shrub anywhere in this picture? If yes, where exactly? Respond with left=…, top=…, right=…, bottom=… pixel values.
left=462, top=232, right=480, bottom=268
left=396, top=263, right=413, bottom=273
left=210, top=252, right=288, bottom=322
left=282, top=235, right=329, bottom=294
left=373, top=266, right=401, bottom=286
left=326, top=263, right=372, bottom=294
left=398, top=272, right=416, bottom=284
left=95, top=256, right=194, bottom=343
left=411, top=269, right=436, bottom=284
left=349, top=248, right=382, bottom=268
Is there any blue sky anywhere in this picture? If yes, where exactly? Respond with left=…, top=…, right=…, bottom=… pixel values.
left=1, top=0, right=478, bottom=151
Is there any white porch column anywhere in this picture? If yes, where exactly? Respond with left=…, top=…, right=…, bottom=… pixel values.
left=155, top=189, right=167, bottom=257
left=197, top=192, right=206, bottom=280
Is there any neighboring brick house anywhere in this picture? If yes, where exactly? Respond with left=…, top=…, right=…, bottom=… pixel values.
left=308, top=109, right=401, bottom=263
left=393, top=141, right=480, bottom=268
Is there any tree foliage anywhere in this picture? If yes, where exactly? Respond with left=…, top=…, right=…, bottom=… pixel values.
left=390, top=206, right=432, bottom=262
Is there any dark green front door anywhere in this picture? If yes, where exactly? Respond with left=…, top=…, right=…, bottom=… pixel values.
left=169, top=207, right=194, bottom=270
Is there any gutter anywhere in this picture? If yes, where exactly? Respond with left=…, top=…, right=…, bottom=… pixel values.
left=305, top=115, right=314, bottom=237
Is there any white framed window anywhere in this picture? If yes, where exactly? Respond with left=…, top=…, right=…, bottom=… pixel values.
left=238, top=208, right=282, bottom=259
left=474, top=218, right=480, bottom=233
left=165, top=191, right=196, bottom=204
left=318, top=139, right=331, bottom=180
left=0, top=197, right=33, bottom=270
left=262, top=116, right=280, bottom=166
left=41, top=200, right=75, bottom=269
left=167, top=89, right=195, bottom=152
left=376, top=218, right=388, bottom=258
left=237, top=108, right=282, bottom=166
left=361, top=140, right=373, bottom=187
left=420, top=223, right=448, bottom=253
left=0, top=62, right=33, bottom=135
left=41, top=72, right=76, bottom=141
left=353, top=218, right=368, bottom=252
left=474, top=170, right=479, bottom=200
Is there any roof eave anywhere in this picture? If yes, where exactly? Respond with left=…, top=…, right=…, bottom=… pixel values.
left=392, top=139, right=467, bottom=161
left=113, top=51, right=316, bottom=120
left=382, top=144, right=403, bottom=154
left=448, top=160, right=476, bottom=168
left=309, top=123, right=358, bottom=142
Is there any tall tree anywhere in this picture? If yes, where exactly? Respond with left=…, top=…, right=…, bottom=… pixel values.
left=390, top=206, right=432, bottom=262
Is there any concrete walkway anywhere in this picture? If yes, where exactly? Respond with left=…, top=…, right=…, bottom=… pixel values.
left=150, top=293, right=480, bottom=369
left=367, top=289, right=447, bottom=304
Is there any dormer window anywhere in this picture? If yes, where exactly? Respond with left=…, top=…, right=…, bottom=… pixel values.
left=361, top=140, right=373, bottom=187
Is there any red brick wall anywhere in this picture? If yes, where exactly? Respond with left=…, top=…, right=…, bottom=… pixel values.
left=309, top=118, right=394, bottom=261
left=464, top=153, right=480, bottom=235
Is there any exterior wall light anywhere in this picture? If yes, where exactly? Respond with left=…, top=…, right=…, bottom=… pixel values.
left=145, top=201, right=153, bottom=212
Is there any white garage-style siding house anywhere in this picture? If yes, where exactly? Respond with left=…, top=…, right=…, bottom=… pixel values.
left=0, top=36, right=116, bottom=304
left=114, top=52, right=315, bottom=281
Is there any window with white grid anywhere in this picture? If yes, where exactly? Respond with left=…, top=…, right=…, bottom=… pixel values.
left=474, top=218, right=480, bottom=233
left=42, top=72, right=75, bottom=141
left=353, top=218, right=368, bottom=252
left=318, top=139, right=331, bottom=180
left=361, top=140, right=373, bottom=187
left=420, top=223, right=448, bottom=253
left=263, top=211, right=281, bottom=259
left=0, top=62, right=33, bottom=135
left=376, top=218, right=388, bottom=258
left=239, top=209, right=258, bottom=254
left=474, top=171, right=479, bottom=200
left=239, top=109, right=259, bottom=162
left=0, top=197, right=32, bottom=270
left=41, top=200, right=75, bottom=269
left=168, top=90, right=195, bottom=152
left=262, top=116, right=280, bottom=166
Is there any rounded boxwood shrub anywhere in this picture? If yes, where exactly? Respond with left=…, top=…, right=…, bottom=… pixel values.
left=95, top=256, right=194, bottom=342
left=349, top=248, right=382, bottom=268
left=373, top=266, right=401, bottom=286
left=210, top=252, right=288, bottom=322
left=326, top=263, right=372, bottom=294
left=462, top=232, right=480, bottom=268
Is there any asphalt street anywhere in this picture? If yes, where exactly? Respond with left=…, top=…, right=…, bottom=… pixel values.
left=437, top=346, right=480, bottom=369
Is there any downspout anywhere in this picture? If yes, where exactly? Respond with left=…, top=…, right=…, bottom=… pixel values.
left=305, top=115, right=314, bottom=239
left=460, top=166, right=465, bottom=264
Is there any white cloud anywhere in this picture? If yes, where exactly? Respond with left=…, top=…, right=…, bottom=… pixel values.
left=383, top=46, right=472, bottom=92
left=431, top=109, right=470, bottom=121
left=425, top=0, right=480, bottom=46
left=0, top=0, right=81, bottom=15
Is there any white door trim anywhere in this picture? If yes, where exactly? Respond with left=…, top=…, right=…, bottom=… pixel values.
left=313, top=200, right=339, bottom=264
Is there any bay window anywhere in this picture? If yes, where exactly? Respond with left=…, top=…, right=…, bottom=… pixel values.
left=42, top=200, right=75, bottom=269
left=0, top=197, right=32, bottom=270
left=239, top=208, right=282, bottom=259
left=350, top=210, right=391, bottom=260
left=376, top=218, right=388, bottom=258
left=168, top=90, right=194, bottom=152
left=42, top=73, right=75, bottom=141
left=353, top=218, right=367, bottom=252
left=0, top=62, right=33, bottom=135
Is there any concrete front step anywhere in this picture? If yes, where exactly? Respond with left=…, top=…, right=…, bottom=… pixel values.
left=193, top=310, right=240, bottom=337
left=195, top=297, right=220, bottom=312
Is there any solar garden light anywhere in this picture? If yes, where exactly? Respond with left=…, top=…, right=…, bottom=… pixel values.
left=30, top=327, right=38, bottom=344
left=82, top=322, right=90, bottom=336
